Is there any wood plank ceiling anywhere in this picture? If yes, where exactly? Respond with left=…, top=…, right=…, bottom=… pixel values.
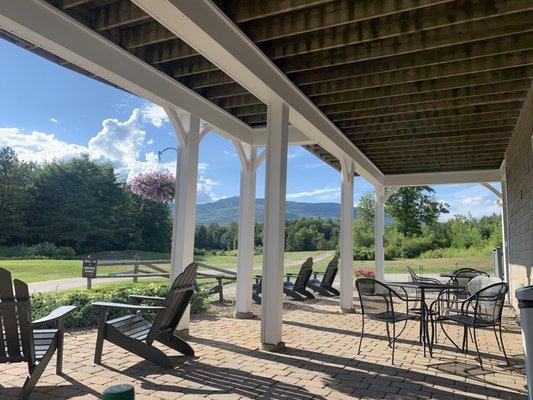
left=6, top=0, right=533, bottom=175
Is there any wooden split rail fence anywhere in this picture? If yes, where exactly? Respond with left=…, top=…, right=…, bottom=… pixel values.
left=82, top=257, right=236, bottom=301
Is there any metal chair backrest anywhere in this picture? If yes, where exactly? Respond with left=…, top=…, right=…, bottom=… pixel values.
left=321, top=257, right=338, bottom=286
left=471, top=282, right=508, bottom=325
left=407, top=266, right=419, bottom=282
left=356, top=278, right=395, bottom=320
left=146, top=262, right=197, bottom=343
left=293, top=258, right=313, bottom=290
left=0, top=268, right=35, bottom=369
left=454, top=269, right=488, bottom=288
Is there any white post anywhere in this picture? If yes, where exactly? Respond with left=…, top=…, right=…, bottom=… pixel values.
left=234, top=142, right=258, bottom=319
left=260, top=100, right=289, bottom=351
left=375, top=185, right=385, bottom=282
left=166, top=107, right=202, bottom=334
left=501, top=178, right=510, bottom=285
left=340, top=157, right=355, bottom=312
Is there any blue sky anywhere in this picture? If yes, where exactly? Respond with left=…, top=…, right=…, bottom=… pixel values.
left=0, top=39, right=501, bottom=219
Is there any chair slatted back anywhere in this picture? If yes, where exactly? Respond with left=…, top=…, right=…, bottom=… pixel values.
left=321, top=257, right=338, bottom=287
left=293, top=258, right=313, bottom=290
left=454, top=269, right=488, bottom=288
left=146, top=263, right=198, bottom=344
left=0, top=268, right=35, bottom=367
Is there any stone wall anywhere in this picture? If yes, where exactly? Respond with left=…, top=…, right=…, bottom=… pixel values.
left=505, top=82, right=533, bottom=308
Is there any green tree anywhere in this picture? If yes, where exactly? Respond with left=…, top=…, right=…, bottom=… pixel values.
left=0, top=147, right=33, bottom=245
left=386, top=186, right=448, bottom=237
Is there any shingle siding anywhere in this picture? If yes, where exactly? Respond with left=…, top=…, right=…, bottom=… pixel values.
left=506, top=82, right=533, bottom=308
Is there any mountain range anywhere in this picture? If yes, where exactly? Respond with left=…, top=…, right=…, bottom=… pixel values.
left=196, top=196, right=378, bottom=225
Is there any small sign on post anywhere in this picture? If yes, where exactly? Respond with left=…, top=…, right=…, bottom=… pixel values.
left=82, top=256, right=98, bottom=289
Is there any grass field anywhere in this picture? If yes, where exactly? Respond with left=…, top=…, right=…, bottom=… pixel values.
left=0, top=250, right=492, bottom=283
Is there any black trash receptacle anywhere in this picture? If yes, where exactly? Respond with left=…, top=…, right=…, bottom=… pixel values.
left=516, top=285, right=533, bottom=399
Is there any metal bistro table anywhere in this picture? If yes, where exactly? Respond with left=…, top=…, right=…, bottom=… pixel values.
left=387, top=281, right=464, bottom=357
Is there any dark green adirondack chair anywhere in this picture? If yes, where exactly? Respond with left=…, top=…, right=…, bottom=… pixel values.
left=92, top=262, right=198, bottom=369
left=308, top=257, right=339, bottom=296
left=283, top=257, right=315, bottom=301
left=0, top=268, right=75, bottom=400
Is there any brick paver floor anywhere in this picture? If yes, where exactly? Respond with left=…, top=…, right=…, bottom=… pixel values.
left=0, top=299, right=528, bottom=399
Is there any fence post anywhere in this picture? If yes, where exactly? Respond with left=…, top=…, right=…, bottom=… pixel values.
left=133, top=254, right=140, bottom=283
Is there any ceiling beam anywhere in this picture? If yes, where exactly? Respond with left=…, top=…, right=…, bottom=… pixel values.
left=205, top=64, right=533, bottom=105
left=274, top=11, right=533, bottom=69
left=251, top=126, right=315, bottom=146
left=0, top=0, right=253, bottom=145
left=332, top=102, right=524, bottom=129
left=383, top=169, right=501, bottom=185
left=355, top=132, right=512, bottom=147
left=133, top=0, right=384, bottom=185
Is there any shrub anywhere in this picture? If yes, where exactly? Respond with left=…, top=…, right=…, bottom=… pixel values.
left=0, top=242, right=76, bottom=259
left=30, top=282, right=210, bottom=330
left=353, top=246, right=374, bottom=261
left=419, top=246, right=493, bottom=259
left=400, top=236, right=434, bottom=259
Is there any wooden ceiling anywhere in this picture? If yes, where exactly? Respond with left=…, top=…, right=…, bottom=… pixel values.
left=7, top=0, right=533, bottom=175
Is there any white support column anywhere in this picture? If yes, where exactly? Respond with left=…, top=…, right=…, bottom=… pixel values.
left=234, top=142, right=259, bottom=319
left=501, top=177, right=511, bottom=285
left=166, top=107, right=202, bottom=334
left=340, top=157, right=355, bottom=313
left=260, top=100, right=289, bottom=351
left=375, top=185, right=386, bottom=282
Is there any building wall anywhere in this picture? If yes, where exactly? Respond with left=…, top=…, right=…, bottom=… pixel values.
left=506, top=82, right=533, bottom=308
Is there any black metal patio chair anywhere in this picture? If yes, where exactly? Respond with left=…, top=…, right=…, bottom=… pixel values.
left=283, top=257, right=315, bottom=301
left=93, top=262, right=198, bottom=369
left=0, top=268, right=76, bottom=400
left=307, top=256, right=339, bottom=296
left=356, top=278, right=419, bottom=364
left=429, top=282, right=509, bottom=370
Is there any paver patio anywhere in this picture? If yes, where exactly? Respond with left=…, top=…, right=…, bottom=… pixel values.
left=0, top=299, right=528, bottom=399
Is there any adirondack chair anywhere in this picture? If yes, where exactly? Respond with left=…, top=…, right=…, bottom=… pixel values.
left=252, top=275, right=262, bottom=305
left=283, top=257, right=315, bottom=301
left=0, top=268, right=75, bottom=400
left=92, top=262, right=198, bottom=369
left=307, top=257, right=339, bottom=296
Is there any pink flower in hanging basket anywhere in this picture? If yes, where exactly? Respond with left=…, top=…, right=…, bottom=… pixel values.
left=129, top=171, right=175, bottom=203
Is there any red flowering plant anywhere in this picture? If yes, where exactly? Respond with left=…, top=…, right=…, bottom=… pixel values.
left=354, top=268, right=375, bottom=278
left=129, top=171, right=175, bottom=204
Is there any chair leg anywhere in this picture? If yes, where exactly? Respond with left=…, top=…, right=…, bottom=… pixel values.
left=440, top=321, right=463, bottom=352
left=386, top=323, right=392, bottom=347
left=94, top=312, right=107, bottom=364
left=357, top=317, right=365, bottom=355
left=391, top=323, right=396, bottom=365
left=56, top=330, right=64, bottom=375
left=19, top=341, right=57, bottom=400
left=493, top=325, right=502, bottom=351
left=158, top=334, right=195, bottom=357
left=472, top=326, right=484, bottom=370
left=498, top=323, right=510, bottom=366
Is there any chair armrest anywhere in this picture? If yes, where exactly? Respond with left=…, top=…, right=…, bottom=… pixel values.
left=92, top=302, right=166, bottom=311
left=32, top=306, right=76, bottom=325
left=129, top=295, right=165, bottom=304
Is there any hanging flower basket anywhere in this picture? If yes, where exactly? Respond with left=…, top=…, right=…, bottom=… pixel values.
left=129, top=171, right=175, bottom=204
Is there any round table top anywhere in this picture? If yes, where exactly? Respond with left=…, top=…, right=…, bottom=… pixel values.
left=386, top=281, right=464, bottom=290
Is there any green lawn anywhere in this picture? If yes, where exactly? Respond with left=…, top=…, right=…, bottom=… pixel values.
left=0, top=251, right=492, bottom=283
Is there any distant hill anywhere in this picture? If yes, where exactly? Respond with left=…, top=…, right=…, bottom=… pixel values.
left=196, top=196, right=384, bottom=225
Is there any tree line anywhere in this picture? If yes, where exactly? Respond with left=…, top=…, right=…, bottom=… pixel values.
left=1, top=146, right=502, bottom=259
left=0, top=147, right=172, bottom=255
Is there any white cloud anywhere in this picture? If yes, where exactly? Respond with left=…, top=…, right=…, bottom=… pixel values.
left=287, top=187, right=340, bottom=200
left=223, top=150, right=237, bottom=158
left=147, top=139, right=154, bottom=145
left=2, top=109, right=224, bottom=202
left=141, top=103, right=168, bottom=127
left=438, top=185, right=501, bottom=220
left=287, top=148, right=302, bottom=159
left=50, top=118, right=58, bottom=123
left=0, top=127, right=87, bottom=162
left=87, top=109, right=146, bottom=176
